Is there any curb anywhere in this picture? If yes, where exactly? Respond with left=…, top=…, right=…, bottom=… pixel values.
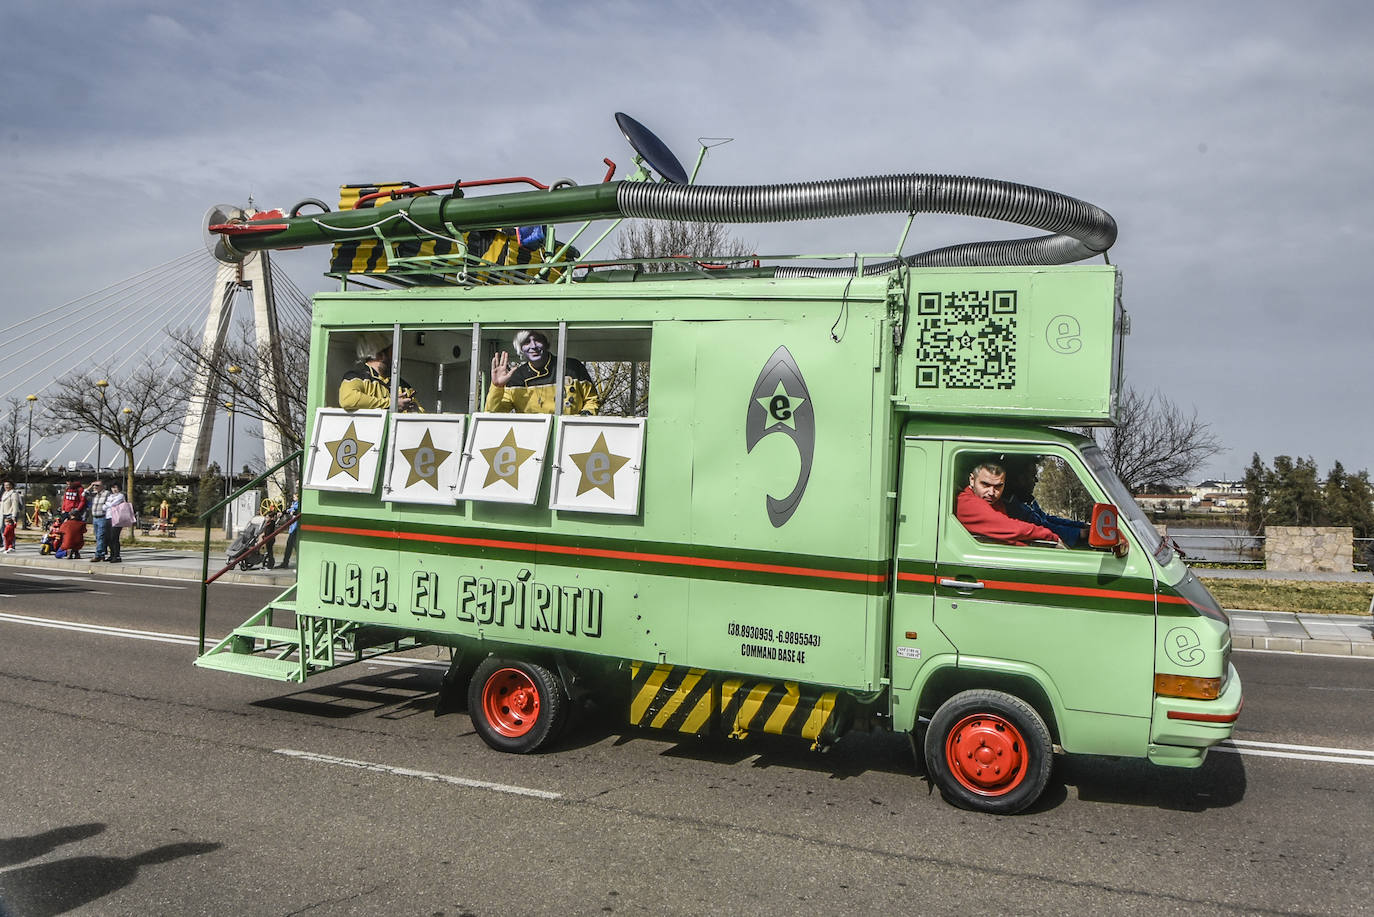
left=1228, top=610, right=1374, bottom=657
left=0, top=553, right=296, bottom=588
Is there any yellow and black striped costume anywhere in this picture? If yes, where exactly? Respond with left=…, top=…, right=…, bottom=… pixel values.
left=484, top=357, right=600, bottom=415
left=338, top=364, right=423, bottom=412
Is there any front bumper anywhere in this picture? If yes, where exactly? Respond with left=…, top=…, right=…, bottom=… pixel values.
left=1147, top=662, right=1243, bottom=768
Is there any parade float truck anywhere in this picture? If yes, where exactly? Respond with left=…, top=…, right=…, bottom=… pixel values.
left=196, top=114, right=1242, bottom=813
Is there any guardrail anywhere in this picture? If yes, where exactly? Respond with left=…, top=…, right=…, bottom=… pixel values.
left=1171, top=532, right=1372, bottom=571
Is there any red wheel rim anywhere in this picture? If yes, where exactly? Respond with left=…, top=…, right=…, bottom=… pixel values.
left=943, top=712, right=1029, bottom=797
left=481, top=667, right=542, bottom=738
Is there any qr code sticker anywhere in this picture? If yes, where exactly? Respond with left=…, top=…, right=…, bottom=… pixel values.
left=912, top=290, right=1017, bottom=389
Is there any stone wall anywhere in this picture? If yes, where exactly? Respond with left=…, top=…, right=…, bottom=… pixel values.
left=1265, top=526, right=1352, bottom=573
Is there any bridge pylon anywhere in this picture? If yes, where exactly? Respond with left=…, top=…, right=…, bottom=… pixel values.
left=175, top=233, right=291, bottom=501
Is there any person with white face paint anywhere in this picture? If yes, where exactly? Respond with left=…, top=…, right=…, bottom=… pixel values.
left=486, top=330, right=600, bottom=415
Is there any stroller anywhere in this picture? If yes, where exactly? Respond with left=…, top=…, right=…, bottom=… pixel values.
left=39, top=516, right=65, bottom=556
left=226, top=515, right=268, bottom=570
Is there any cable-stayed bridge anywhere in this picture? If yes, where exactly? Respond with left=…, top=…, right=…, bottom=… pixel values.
left=0, top=248, right=311, bottom=483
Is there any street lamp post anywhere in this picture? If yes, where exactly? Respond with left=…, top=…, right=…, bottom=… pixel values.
left=223, top=399, right=235, bottom=539
left=224, top=365, right=243, bottom=539
left=24, top=395, right=36, bottom=490
left=95, top=379, right=108, bottom=472
left=120, top=407, right=133, bottom=497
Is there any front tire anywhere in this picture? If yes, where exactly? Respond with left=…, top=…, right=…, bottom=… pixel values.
left=467, top=656, right=566, bottom=754
left=924, top=689, right=1053, bottom=814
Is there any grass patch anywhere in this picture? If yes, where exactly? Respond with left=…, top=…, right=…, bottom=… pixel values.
left=1200, top=578, right=1374, bottom=615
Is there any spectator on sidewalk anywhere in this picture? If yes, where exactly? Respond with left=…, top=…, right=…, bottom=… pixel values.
left=106, top=482, right=135, bottom=564
left=86, top=480, right=111, bottom=562
left=1, top=480, right=21, bottom=553
left=260, top=499, right=281, bottom=569
left=33, top=492, right=51, bottom=529
left=59, top=479, right=88, bottom=559
left=279, top=495, right=300, bottom=569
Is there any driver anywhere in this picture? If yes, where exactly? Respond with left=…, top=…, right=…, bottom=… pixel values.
left=956, top=460, right=1064, bottom=546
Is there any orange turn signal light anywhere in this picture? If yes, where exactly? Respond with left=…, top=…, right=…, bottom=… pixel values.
left=1154, top=673, right=1222, bottom=700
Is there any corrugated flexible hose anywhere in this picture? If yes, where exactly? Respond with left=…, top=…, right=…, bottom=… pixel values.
left=616, top=173, right=1116, bottom=276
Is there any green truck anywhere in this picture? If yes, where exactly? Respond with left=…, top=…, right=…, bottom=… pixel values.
left=197, top=115, right=1242, bottom=813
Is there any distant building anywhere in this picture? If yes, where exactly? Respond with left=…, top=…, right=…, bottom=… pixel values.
left=1189, top=479, right=1246, bottom=496
left=1135, top=493, right=1191, bottom=514
left=1134, top=483, right=1249, bottom=515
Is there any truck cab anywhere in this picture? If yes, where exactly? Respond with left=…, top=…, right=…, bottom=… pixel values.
left=893, top=422, right=1239, bottom=810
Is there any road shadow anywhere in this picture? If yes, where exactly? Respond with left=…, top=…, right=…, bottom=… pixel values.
left=556, top=698, right=917, bottom=779
left=252, top=666, right=442, bottom=720
left=1051, top=748, right=1248, bottom=811
left=0, top=573, right=92, bottom=597
left=0, top=841, right=219, bottom=917
left=0, top=823, right=105, bottom=869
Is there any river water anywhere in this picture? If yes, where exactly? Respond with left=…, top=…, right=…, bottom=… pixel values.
left=1159, top=525, right=1262, bottom=564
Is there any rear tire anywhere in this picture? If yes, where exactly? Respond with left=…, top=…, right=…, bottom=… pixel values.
left=924, top=689, right=1053, bottom=814
left=467, top=656, right=566, bottom=754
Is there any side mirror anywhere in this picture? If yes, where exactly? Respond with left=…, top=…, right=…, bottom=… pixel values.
left=1088, top=503, right=1128, bottom=557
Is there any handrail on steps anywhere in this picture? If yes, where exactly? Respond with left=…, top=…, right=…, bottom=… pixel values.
left=198, top=449, right=303, bottom=655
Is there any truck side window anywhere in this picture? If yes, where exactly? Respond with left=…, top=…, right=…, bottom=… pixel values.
left=398, top=327, right=468, bottom=413
left=573, top=326, right=651, bottom=417
left=481, top=326, right=651, bottom=417
left=332, top=329, right=420, bottom=413
left=954, top=452, right=1093, bottom=548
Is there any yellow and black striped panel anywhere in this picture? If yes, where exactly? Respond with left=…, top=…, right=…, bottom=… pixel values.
left=720, top=678, right=842, bottom=750
left=326, top=183, right=560, bottom=282
left=328, top=183, right=460, bottom=275
left=629, top=662, right=714, bottom=736
left=466, top=230, right=556, bottom=284
left=629, top=663, right=846, bottom=749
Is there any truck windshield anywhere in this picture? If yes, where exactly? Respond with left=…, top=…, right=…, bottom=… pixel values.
left=1080, top=444, right=1174, bottom=565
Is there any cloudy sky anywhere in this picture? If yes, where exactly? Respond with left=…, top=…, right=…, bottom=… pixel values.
left=2, top=0, right=1370, bottom=480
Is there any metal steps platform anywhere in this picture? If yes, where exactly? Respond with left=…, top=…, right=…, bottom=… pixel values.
left=195, top=650, right=304, bottom=682
left=195, top=584, right=427, bottom=684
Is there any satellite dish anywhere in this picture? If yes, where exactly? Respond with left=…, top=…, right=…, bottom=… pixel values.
left=203, top=203, right=247, bottom=263
left=614, top=112, right=689, bottom=185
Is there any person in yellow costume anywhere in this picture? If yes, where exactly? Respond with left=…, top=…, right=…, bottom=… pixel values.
left=339, top=332, right=423, bottom=412
left=486, top=330, right=599, bottom=415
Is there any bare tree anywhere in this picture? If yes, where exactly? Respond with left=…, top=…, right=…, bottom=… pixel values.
left=615, top=220, right=755, bottom=272
left=585, top=360, right=649, bottom=417
left=43, top=364, right=190, bottom=509
left=1087, top=388, right=1222, bottom=492
left=165, top=315, right=309, bottom=454
left=0, top=398, right=24, bottom=476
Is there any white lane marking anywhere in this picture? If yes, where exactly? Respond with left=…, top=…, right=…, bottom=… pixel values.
left=274, top=748, right=561, bottom=799
left=1228, top=738, right=1374, bottom=758
left=0, top=611, right=446, bottom=671
left=0, top=611, right=200, bottom=645
left=1215, top=738, right=1374, bottom=766
left=13, top=572, right=187, bottom=590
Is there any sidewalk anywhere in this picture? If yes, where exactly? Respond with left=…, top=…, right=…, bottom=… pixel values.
left=1228, top=610, right=1374, bottom=657
left=0, top=539, right=295, bottom=587
left=1195, top=568, right=1374, bottom=655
